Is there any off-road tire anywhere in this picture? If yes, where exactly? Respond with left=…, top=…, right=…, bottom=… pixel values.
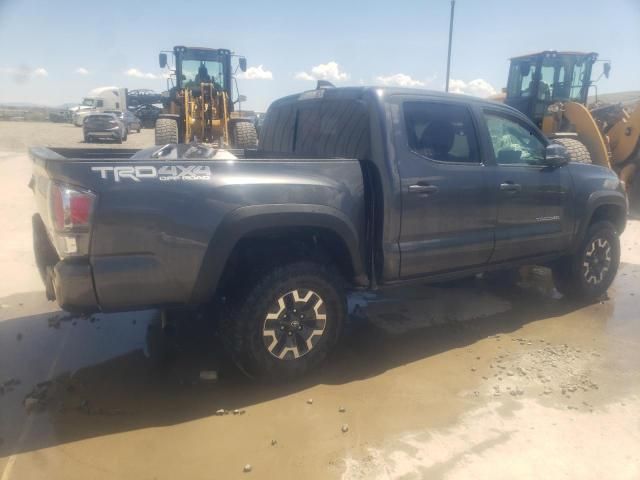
left=83, top=134, right=90, bottom=143
left=155, top=118, right=179, bottom=145
left=553, top=221, right=620, bottom=300
left=229, top=120, right=258, bottom=149
left=223, top=261, right=346, bottom=380
left=552, top=138, right=592, bottom=164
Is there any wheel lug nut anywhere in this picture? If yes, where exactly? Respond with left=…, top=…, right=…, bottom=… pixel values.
left=288, top=331, right=293, bottom=336
left=280, top=325, right=285, bottom=330
left=298, top=325, right=303, bottom=330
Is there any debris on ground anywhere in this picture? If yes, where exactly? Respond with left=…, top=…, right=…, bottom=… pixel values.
left=341, top=424, right=349, bottom=433
left=243, top=464, right=252, bottom=473
left=307, top=398, right=313, bottom=405
left=271, top=439, right=277, bottom=446
left=233, top=409, right=246, bottom=415
left=338, top=406, right=346, bottom=413
left=216, top=408, right=227, bottom=416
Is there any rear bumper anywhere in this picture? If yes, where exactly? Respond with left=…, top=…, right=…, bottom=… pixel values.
left=85, top=131, right=121, bottom=139
left=50, top=261, right=99, bottom=312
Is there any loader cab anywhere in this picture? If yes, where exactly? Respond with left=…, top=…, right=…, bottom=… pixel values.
left=169, top=46, right=233, bottom=94
left=505, top=51, right=597, bottom=127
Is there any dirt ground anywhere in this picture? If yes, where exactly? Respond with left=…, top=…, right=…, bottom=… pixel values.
left=0, top=121, right=639, bottom=479
left=0, top=121, right=154, bottom=153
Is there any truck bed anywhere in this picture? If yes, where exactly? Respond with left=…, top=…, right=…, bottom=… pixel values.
left=30, top=144, right=367, bottom=312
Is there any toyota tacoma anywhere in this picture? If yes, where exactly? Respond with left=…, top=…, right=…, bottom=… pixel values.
left=30, top=86, right=627, bottom=379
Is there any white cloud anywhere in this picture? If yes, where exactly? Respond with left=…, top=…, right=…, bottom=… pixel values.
left=295, top=61, right=349, bottom=82
left=1, top=66, right=48, bottom=84
left=124, top=68, right=158, bottom=79
left=449, top=78, right=496, bottom=98
left=75, top=67, right=89, bottom=75
left=240, top=65, right=273, bottom=80
left=375, top=73, right=425, bottom=87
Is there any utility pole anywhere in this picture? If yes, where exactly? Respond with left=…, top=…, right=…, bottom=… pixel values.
left=445, top=0, right=455, bottom=92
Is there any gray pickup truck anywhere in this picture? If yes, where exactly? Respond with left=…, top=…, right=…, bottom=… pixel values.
left=31, top=86, right=627, bottom=379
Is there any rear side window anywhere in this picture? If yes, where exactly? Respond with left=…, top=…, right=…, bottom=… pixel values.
left=404, top=101, right=480, bottom=163
left=261, top=98, right=370, bottom=159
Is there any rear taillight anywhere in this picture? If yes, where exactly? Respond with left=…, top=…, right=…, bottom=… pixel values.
left=50, top=183, right=96, bottom=232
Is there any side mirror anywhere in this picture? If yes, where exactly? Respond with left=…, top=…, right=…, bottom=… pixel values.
left=235, top=95, right=247, bottom=104
left=545, top=143, right=570, bottom=167
left=603, top=62, right=611, bottom=79
left=239, top=57, right=247, bottom=72
left=159, top=53, right=167, bottom=69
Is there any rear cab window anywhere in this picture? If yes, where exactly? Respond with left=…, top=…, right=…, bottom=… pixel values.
left=260, top=91, right=370, bottom=159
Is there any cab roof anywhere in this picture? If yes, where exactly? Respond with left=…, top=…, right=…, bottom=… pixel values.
left=270, top=85, right=504, bottom=109
left=510, top=50, right=598, bottom=60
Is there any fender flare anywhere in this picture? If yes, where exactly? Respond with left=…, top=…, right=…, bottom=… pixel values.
left=574, top=190, right=627, bottom=249
left=190, top=204, right=366, bottom=303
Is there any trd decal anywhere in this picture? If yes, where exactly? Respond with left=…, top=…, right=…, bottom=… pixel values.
left=91, top=165, right=211, bottom=182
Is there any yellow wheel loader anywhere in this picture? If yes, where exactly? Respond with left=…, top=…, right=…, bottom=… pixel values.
left=503, top=51, right=640, bottom=205
left=155, top=46, right=257, bottom=149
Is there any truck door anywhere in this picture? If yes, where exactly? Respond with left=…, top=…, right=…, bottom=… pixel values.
left=394, top=98, right=495, bottom=277
left=481, top=109, right=573, bottom=262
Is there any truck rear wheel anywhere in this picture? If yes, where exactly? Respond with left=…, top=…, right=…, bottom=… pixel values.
left=155, top=118, right=179, bottom=145
left=552, top=138, right=592, bottom=164
left=553, top=221, right=620, bottom=300
left=229, top=120, right=258, bottom=149
left=224, top=261, right=346, bottom=380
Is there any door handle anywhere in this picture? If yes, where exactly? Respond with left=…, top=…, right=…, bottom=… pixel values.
left=500, top=182, right=522, bottom=193
left=409, top=184, right=439, bottom=195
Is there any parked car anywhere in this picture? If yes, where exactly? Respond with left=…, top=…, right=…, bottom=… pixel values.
left=105, top=110, right=142, bottom=134
left=131, top=104, right=162, bottom=129
left=82, top=112, right=127, bottom=143
left=30, top=86, right=627, bottom=380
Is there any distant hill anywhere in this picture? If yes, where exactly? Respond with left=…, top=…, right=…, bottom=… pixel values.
left=590, top=91, right=640, bottom=107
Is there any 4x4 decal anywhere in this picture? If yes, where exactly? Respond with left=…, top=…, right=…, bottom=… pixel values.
left=91, top=165, right=211, bottom=182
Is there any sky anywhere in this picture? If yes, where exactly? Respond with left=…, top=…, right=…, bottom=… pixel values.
left=0, top=0, right=638, bottom=112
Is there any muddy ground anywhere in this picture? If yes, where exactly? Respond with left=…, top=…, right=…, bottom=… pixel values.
left=0, top=122, right=639, bottom=479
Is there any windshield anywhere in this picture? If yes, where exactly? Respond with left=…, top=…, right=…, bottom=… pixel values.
left=181, top=60, right=226, bottom=89
left=540, top=55, right=590, bottom=102
left=81, top=98, right=96, bottom=106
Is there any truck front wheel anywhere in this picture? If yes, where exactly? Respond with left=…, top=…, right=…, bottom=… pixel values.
left=224, top=261, right=346, bottom=380
left=553, top=221, right=620, bottom=300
